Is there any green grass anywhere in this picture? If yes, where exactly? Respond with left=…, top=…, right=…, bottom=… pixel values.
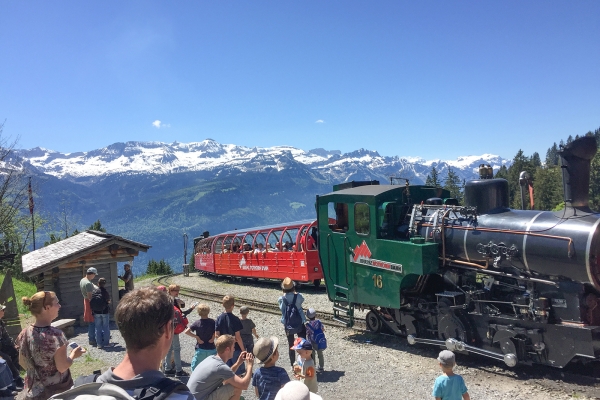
left=0, top=273, right=37, bottom=316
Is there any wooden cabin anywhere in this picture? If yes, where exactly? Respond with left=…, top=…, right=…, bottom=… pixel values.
left=21, top=230, right=151, bottom=320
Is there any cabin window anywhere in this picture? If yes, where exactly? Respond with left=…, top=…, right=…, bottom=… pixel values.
left=214, top=238, right=224, bottom=254
left=354, top=203, right=370, bottom=235
left=328, top=202, right=349, bottom=233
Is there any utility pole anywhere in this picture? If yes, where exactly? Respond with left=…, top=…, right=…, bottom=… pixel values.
left=28, top=177, right=36, bottom=250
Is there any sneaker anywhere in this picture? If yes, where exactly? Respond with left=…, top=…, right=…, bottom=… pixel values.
left=164, top=368, right=176, bottom=376
left=104, top=343, right=115, bottom=348
left=175, top=370, right=189, bottom=377
left=89, top=340, right=97, bottom=347
left=14, top=377, right=24, bottom=391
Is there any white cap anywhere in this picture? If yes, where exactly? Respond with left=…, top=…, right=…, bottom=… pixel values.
left=274, top=381, right=322, bottom=400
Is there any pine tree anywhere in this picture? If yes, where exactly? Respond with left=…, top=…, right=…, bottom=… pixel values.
left=443, top=167, right=463, bottom=203
left=425, top=166, right=441, bottom=187
left=88, top=220, right=106, bottom=232
left=545, top=143, right=559, bottom=166
left=533, top=166, right=563, bottom=211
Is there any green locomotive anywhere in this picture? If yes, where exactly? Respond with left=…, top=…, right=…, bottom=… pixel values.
left=316, top=136, right=600, bottom=369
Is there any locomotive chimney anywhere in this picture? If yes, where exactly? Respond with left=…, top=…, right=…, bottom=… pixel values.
left=559, top=136, right=597, bottom=210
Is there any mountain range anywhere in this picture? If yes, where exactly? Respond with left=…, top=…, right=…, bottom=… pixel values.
left=11, top=140, right=510, bottom=275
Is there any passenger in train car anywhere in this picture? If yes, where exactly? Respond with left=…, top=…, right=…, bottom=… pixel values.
left=232, top=243, right=240, bottom=253
left=243, top=243, right=253, bottom=253
left=254, top=243, right=266, bottom=254
left=272, top=243, right=281, bottom=252
left=310, top=227, right=318, bottom=249
left=283, top=241, right=293, bottom=251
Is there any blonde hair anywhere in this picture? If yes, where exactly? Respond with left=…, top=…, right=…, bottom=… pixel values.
left=22, top=291, right=56, bottom=316
left=216, top=334, right=235, bottom=353
left=222, top=295, right=235, bottom=309
left=197, top=303, right=210, bottom=317
left=168, top=284, right=180, bottom=294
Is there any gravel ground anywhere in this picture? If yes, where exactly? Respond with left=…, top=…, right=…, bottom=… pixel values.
left=17, top=274, right=600, bottom=399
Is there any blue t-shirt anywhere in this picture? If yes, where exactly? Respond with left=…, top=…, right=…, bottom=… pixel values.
left=432, top=374, right=468, bottom=400
left=215, top=312, right=244, bottom=351
left=252, top=366, right=290, bottom=400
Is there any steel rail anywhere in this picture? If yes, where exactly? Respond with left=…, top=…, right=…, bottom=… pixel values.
left=153, top=274, right=367, bottom=330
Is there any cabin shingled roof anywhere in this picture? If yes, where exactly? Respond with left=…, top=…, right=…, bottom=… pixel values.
left=21, top=230, right=151, bottom=276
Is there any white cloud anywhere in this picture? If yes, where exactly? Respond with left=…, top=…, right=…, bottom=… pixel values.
left=152, top=120, right=171, bottom=129
left=315, top=119, right=325, bottom=124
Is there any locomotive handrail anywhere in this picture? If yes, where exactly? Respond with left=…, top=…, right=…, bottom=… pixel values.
left=343, top=235, right=352, bottom=287
left=422, top=223, right=575, bottom=257
left=326, top=234, right=335, bottom=283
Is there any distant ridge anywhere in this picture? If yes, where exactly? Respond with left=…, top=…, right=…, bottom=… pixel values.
left=15, top=139, right=510, bottom=184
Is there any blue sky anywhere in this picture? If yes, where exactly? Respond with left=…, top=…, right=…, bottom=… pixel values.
left=1, top=1, right=599, bottom=160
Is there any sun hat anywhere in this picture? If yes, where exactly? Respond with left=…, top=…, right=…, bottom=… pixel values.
left=274, top=381, right=323, bottom=400
left=437, top=350, right=456, bottom=367
left=290, top=338, right=312, bottom=351
left=253, top=336, right=279, bottom=363
left=281, top=277, right=295, bottom=290
left=156, top=285, right=167, bottom=291
left=306, top=308, right=316, bottom=319
left=87, top=267, right=98, bottom=275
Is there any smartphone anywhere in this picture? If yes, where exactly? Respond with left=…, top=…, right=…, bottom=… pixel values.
left=68, top=342, right=79, bottom=349
left=190, top=302, right=199, bottom=309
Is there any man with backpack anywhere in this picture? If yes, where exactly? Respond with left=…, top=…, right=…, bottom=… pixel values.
left=277, top=277, right=307, bottom=369
left=90, top=277, right=112, bottom=349
left=49, top=287, right=194, bottom=400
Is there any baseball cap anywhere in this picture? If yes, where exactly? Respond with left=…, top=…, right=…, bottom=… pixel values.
left=437, top=350, right=456, bottom=367
left=290, top=338, right=312, bottom=351
left=87, top=267, right=98, bottom=275
left=306, top=308, right=316, bottom=319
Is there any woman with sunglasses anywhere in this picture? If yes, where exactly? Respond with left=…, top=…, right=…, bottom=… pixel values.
left=16, top=291, right=86, bottom=399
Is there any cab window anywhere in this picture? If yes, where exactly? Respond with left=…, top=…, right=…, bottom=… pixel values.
left=354, top=203, right=370, bottom=235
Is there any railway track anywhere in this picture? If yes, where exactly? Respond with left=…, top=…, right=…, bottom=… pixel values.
left=154, top=274, right=367, bottom=331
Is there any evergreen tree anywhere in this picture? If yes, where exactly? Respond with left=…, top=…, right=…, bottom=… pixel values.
left=146, top=258, right=174, bottom=275
left=533, top=166, right=563, bottom=211
left=425, top=166, right=441, bottom=187
left=443, top=167, right=463, bottom=203
left=88, top=220, right=106, bottom=232
left=494, top=165, right=509, bottom=180
left=531, top=152, right=541, bottom=168
left=589, top=150, right=600, bottom=211
left=545, top=143, right=559, bottom=166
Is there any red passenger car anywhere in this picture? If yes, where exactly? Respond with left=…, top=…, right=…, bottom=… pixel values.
left=193, top=219, right=323, bottom=286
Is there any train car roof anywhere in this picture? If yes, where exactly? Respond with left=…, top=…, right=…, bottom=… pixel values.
left=196, top=219, right=316, bottom=240
left=321, top=184, right=404, bottom=197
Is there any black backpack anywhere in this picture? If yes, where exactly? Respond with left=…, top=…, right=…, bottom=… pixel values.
left=282, top=293, right=303, bottom=334
left=89, top=288, right=108, bottom=314
left=49, top=373, right=189, bottom=400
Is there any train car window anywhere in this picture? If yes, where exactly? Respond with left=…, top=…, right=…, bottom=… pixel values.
left=241, top=233, right=255, bottom=251
left=266, top=230, right=282, bottom=250
left=231, top=235, right=242, bottom=253
left=354, top=203, right=370, bottom=235
left=214, top=237, right=224, bottom=254
left=328, top=202, right=349, bottom=232
left=199, top=238, right=214, bottom=254
left=255, top=232, right=267, bottom=249
left=282, top=228, right=298, bottom=251
left=378, top=202, right=396, bottom=238
left=223, top=235, right=233, bottom=253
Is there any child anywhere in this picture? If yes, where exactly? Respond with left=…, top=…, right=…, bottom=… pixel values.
left=252, top=337, right=290, bottom=400
left=215, top=295, right=246, bottom=375
left=304, top=308, right=326, bottom=372
left=291, top=338, right=318, bottom=393
left=432, top=350, right=470, bottom=400
left=239, top=306, right=259, bottom=355
left=184, top=303, right=216, bottom=371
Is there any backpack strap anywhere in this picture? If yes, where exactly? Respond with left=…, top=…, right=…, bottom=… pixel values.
left=73, top=372, right=102, bottom=386
left=134, top=377, right=189, bottom=400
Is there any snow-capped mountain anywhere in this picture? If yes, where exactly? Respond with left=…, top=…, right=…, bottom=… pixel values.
left=16, top=139, right=509, bottom=184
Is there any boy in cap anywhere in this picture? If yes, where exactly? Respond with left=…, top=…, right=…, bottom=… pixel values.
left=291, top=338, right=317, bottom=393
left=305, top=308, right=325, bottom=372
left=239, top=306, right=259, bottom=355
left=432, top=350, right=470, bottom=400
left=252, top=337, right=290, bottom=400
